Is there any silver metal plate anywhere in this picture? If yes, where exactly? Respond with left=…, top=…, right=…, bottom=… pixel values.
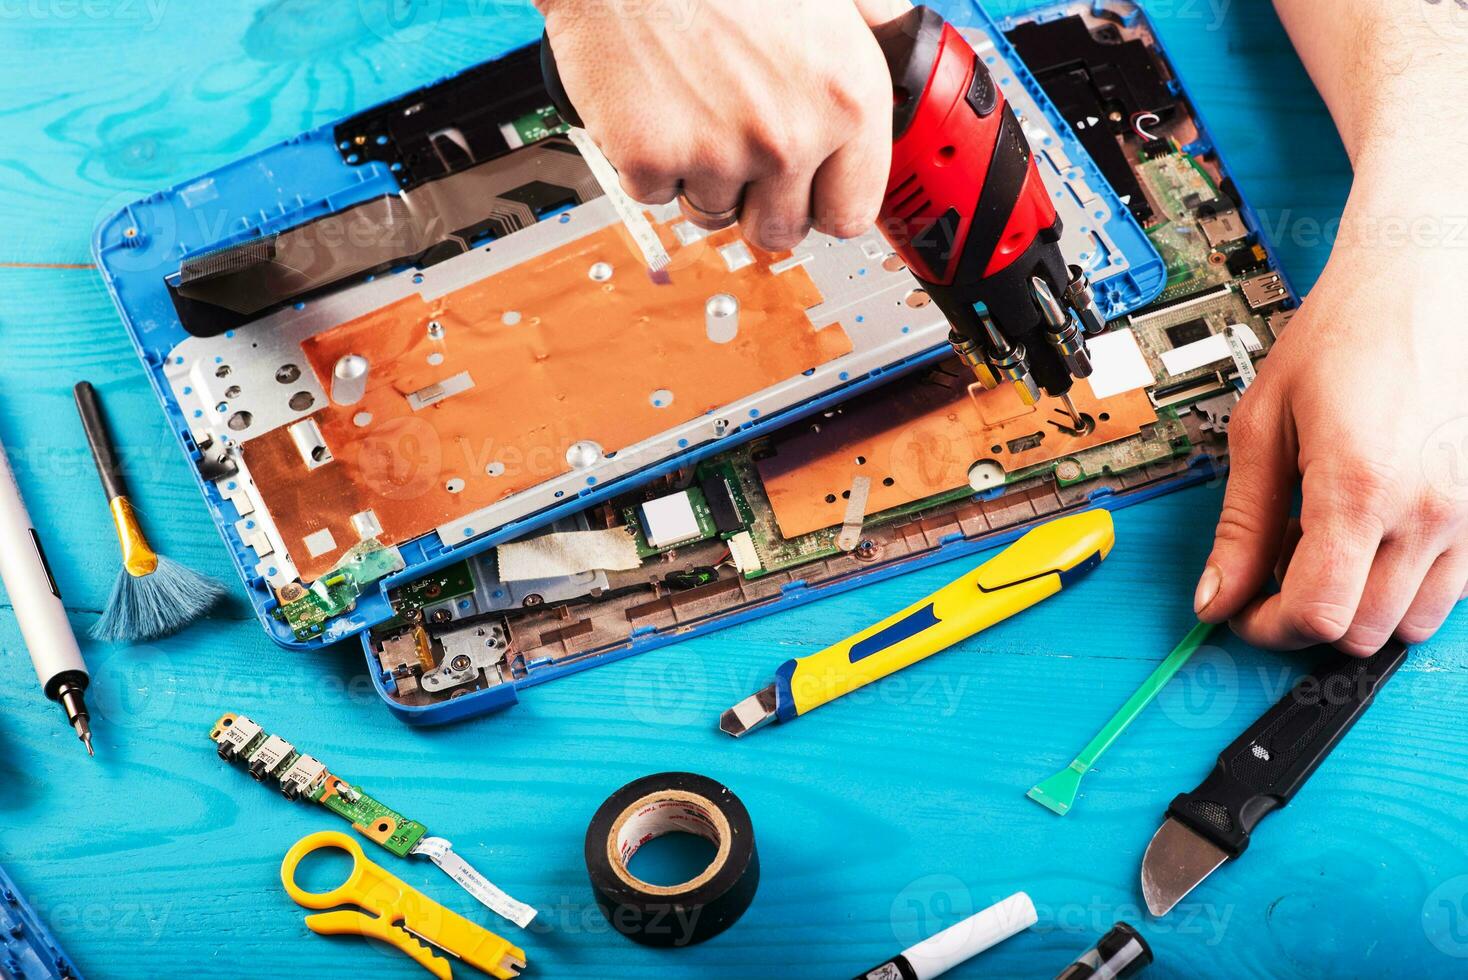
left=161, top=25, right=1129, bottom=582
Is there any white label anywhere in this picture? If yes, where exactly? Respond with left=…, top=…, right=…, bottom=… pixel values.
left=1160, top=324, right=1262, bottom=377
left=1224, top=325, right=1258, bottom=389
left=1085, top=328, right=1156, bottom=399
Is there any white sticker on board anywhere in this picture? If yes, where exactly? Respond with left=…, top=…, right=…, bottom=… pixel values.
left=1085, top=328, right=1157, bottom=399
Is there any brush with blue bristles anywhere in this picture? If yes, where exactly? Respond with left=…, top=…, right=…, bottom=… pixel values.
left=74, top=382, right=227, bottom=643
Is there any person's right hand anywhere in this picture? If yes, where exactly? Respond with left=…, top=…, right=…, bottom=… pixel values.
left=535, top=0, right=911, bottom=250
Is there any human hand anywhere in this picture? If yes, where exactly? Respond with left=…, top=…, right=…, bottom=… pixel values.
left=535, top=0, right=911, bottom=249
left=1195, top=184, right=1468, bottom=654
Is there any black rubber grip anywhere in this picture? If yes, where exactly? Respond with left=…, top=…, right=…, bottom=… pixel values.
left=872, top=5, right=945, bottom=138
left=1167, top=640, right=1409, bottom=857
left=538, top=29, right=583, bottom=129
left=73, top=381, right=128, bottom=503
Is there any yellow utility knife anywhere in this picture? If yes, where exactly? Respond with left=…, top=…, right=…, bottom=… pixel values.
left=718, top=510, right=1115, bottom=737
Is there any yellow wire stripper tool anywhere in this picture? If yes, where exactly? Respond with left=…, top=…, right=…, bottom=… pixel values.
left=719, top=510, right=1115, bottom=737
left=281, top=830, right=526, bottom=979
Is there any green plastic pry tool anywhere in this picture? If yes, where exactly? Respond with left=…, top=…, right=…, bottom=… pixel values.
left=1027, top=620, right=1217, bottom=816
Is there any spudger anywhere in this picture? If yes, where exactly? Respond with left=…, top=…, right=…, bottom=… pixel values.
left=0, top=435, right=94, bottom=754
left=1027, top=621, right=1216, bottom=815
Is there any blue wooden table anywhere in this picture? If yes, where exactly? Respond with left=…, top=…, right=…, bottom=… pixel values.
left=1, top=2, right=1465, bottom=977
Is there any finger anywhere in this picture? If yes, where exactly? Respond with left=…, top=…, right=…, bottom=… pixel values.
left=741, top=170, right=814, bottom=251
left=1274, top=517, right=1303, bottom=588
left=1230, top=464, right=1385, bottom=650
left=1336, top=539, right=1441, bottom=656
left=1195, top=399, right=1297, bottom=622
left=1398, top=548, right=1468, bottom=644
left=612, top=151, right=680, bottom=206
left=679, top=167, right=747, bottom=231
left=810, top=121, right=890, bottom=240
left=853, top=0, right=915, bottom=25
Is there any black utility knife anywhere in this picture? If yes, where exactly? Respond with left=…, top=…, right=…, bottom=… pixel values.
left=1140, top=640, right=1409, bottom=916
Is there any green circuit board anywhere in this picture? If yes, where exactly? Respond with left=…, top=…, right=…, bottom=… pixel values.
left=384, top=560, right=477, bottom=628
left=317, top=782, right=428, bottom=858
left=277, top=538, right=406, bottom=641
left=506, top=104, right=570, bottom=147
left=623, top=486, right=719, bottom=558
left=1141, top=152, right=1234, bottom=302
left=209, top=712, right=429, bottom=858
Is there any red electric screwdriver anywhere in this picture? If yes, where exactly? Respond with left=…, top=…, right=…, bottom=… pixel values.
left=540, top=4, right=1104, bottom=419
left=874, top=5, right=1104, bottom=417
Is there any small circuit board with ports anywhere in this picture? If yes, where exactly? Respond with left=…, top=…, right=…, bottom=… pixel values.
left=209, top=712, right=427, bottom=855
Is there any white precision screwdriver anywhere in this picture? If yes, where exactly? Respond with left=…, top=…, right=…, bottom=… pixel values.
left=0, top=436, right=94, bottom=755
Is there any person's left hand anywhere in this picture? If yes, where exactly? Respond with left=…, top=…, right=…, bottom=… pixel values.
left=1194, top=186, right=1468, bottom=654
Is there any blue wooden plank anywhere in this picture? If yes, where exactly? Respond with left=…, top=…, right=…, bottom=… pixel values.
left=0, top=1, right=1462, bottom=978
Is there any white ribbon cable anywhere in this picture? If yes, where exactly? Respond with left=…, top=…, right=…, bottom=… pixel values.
left=412, top=836, right=537, bottom=929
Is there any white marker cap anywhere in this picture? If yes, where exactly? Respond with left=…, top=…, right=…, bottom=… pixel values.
left=903, top=891, right=1038, bottom=979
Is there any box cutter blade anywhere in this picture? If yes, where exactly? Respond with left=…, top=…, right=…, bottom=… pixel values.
left=1139, top=640, right=1408, bottom=916
left=719, top=511, right=1115, bottom=736
left=281, top=831, right=526, bottom=979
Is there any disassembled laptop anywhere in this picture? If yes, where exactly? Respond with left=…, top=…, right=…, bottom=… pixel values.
left=94, top=1, right=1294, bottom=723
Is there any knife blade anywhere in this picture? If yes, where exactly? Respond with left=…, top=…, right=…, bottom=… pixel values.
left=1140, top=639, right=1409, bottom=916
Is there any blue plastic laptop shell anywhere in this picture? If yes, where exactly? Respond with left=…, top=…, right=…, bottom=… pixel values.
left=0, top=862, right=82, bottom=980
left=91, top=0, right=1287, bottom=725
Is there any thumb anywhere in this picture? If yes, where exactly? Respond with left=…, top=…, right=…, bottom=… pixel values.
left=853, top=0, right=915, bottom=27
left=1197, top=401, right=1297, bottom=621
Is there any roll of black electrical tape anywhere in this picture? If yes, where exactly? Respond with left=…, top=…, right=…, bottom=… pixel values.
left=584, top=772, right=759, bottom=948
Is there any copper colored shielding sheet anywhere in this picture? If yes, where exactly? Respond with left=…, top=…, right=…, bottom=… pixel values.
left=754, top=368, right=1158, bottom=538
left=242, top=221, right=851, bottom=581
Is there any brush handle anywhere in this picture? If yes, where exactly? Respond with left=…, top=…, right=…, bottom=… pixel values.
left=74, top=382, right=128, bottom=503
